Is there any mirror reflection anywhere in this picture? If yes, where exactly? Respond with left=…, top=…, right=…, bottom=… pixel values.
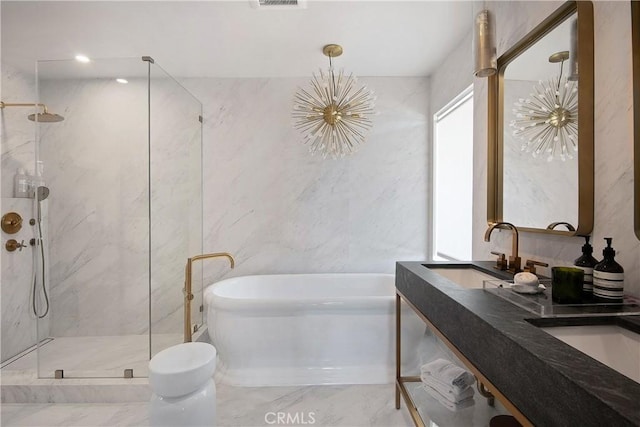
left=488, top=0, right=593, bottom=235
left=502, top=15, right=578, bottom=230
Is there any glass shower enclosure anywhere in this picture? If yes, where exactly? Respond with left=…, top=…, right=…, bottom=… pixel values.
left=33, top=56, right=203, bottom=378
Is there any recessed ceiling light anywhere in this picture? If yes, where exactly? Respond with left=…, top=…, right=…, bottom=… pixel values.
left=75, top=55, right=90, bottom=63
left=249, top=0, right=307, bottom=9
left=116, top=78, right=128, bottom=84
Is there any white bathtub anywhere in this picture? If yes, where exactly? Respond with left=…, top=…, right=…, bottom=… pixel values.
left=204, top=273, right=425, bottom=386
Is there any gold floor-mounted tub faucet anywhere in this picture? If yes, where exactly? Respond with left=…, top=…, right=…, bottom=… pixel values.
left=484, top=222, right=521, bottom=273
left=184, top=252, right=235, bottom=343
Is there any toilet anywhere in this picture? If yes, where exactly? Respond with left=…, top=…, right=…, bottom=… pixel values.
left=148, top=342, right=217, bottom=427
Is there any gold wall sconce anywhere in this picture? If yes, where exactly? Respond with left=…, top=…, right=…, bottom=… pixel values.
left=292, top=44, right=376, bottom=159
left=473, top=10, right=497, bottom=77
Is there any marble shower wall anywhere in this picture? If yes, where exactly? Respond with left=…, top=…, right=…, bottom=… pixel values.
left=0, top=64, right=52, bottom=361
left=1, top=62, right=202, bottom=351
left=36, top=72, right=202, bottom=339
left=180, top=77, right=430, bottom=281
left=434, top=1, right=640, bottom=296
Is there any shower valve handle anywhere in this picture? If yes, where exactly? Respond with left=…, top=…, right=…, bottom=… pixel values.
left=6, top=239, right=27, bottom=252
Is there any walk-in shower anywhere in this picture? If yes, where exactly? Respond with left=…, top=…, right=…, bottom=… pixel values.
left=1, top=56, right=204, bottom=379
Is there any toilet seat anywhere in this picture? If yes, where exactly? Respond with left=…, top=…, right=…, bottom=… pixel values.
left=149, top=342, right=217, bottom=398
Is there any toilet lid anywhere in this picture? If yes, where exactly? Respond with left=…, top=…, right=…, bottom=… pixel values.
left=149, top=342, right=217, bottom=397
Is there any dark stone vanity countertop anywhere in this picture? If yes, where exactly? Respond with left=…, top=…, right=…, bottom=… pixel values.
left=396, top=261, right=640, bottom=427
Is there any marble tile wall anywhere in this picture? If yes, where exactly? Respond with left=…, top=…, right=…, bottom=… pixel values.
left=0, top=64, right=50, bottom=361
left=2, top=62, right=203, bottom=362
left=433, top=1, right=640, bottom=296
left=181, top=76, right=430, bottom=282
left=2, top=69, right=430, bottom=360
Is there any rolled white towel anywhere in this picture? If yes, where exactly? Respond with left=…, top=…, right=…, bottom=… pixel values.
left=421, top=374, right=475, bottom=403
left=420, top=358, right=475, bottom=389
left=422, top=383, right=475, bottom=412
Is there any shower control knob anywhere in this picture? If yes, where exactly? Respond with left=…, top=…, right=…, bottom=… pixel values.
left=6, top=239, right=27, bottom=252
left=1, top=212, right=23, bottom=234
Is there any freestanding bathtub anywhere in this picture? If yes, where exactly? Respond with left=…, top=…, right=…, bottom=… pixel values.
left=203, top=273, right=426, bottom=386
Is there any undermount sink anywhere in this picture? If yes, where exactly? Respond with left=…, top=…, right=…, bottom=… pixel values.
left=425, top=264, right=503, bottom=289
left=541, top=325, right=640, bottom=384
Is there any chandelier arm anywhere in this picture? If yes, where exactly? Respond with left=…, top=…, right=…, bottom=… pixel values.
left=339, top=119, right=368, bottom=140
left=299, top=84, right=325, bottom=108
left=344, top=117, right=373, bottom=131
left=344, top=86, right=371, bottom=106
left=334, top=123, right=355, bottom=152
left=335, top=75, right=354, bottom=107
left=529, top=124, right=556, bottom=149
left=295, top=119, right=323, bottom=135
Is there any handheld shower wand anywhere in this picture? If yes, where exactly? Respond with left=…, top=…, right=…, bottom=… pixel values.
left=32, top=186, right=50, bottom=318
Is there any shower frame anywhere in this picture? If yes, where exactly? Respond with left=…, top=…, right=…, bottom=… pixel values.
left=33, top=56, right=204, bottom=379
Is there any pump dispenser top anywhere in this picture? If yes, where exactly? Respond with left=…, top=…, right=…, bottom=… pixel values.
left=593, top=237, right=624, bottom=302
left=574, top=235, right=599, bottom=297
left=602, top=238, right=616, bottom=258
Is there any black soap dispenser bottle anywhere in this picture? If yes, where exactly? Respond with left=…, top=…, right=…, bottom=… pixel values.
left=593, top=238, right=624, bottom=302
left=574, top=236, right=599, bottom=299
left=573, top=236, right=598, bottom=300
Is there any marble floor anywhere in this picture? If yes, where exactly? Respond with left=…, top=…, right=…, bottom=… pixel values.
left=1, top=382, right=513, bottom=427
left=2, top=334, right=182, bottom=379
left=1, top=332, right=510, bottom=426
left=2, top=383, right=415, bottom=427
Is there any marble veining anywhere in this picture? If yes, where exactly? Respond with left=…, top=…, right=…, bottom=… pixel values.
left=181, top=76, right=430, bottom=282
left=1, top=334, right=181, bottom=382
left=1, top=384, right=414, bottom=427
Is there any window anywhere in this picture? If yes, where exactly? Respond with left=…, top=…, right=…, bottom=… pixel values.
left=432, top=86, right=473, bottom=261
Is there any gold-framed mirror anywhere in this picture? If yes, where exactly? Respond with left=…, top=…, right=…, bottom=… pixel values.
left=488, top=1, right=594, bottom=235
left=633, top=0, right=640, bottom=240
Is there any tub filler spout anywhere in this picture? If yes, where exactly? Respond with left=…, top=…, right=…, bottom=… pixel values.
left=184, top=252, right=235, bottom=342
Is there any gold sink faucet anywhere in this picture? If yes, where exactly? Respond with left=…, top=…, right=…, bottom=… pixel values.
left=546, top=221, right=576, bottom=232
left=484, top=222, right=521, bottom=273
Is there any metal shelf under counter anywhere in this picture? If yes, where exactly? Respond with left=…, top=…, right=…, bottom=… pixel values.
left=395, top=292, right=528, bottom=427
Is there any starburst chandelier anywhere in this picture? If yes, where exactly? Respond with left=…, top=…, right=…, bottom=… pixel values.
left=510, top=51, right=578, bottom=162
left=292, top=44, right=376, bottom=159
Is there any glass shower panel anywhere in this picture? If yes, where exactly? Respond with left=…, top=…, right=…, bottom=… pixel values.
left=35, top=57, right=150, bottom=378
left=149, top=62, right=203, bottom=357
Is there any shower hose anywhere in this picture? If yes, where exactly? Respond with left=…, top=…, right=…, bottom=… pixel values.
left=32, top=198, right=49, bottom=319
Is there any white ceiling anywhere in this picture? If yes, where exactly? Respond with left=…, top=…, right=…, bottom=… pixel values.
left=1, top=0, right=474, bottom=79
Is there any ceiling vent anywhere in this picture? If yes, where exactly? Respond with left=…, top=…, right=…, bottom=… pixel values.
left=249, top=0, right=307, bottom=9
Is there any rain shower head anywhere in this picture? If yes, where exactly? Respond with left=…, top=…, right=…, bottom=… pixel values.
left=0, top=101, right=64, bottom=123
left=28, top=112, right=64, bottom=123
